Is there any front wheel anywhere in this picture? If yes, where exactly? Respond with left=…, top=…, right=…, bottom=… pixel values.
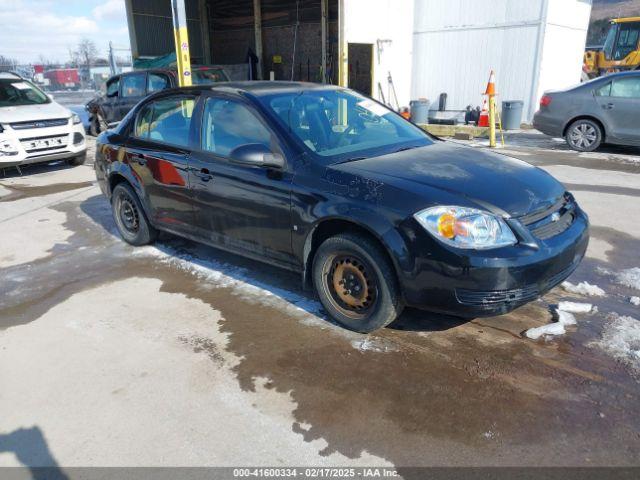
left=111, top=183, right=157, bottom=246
left=312, top=232, right=404, bottom=333
left=565, top=119, right=602, bottom=152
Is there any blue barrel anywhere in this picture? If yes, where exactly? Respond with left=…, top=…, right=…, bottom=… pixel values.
left=501, top=100, right=524, bottom=130
left=410, top=98, right=430, bottom=124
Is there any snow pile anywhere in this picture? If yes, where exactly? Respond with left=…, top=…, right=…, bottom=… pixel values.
left=589, top=314, right=640, bottom=372
left=561, top=281, right=606, bottom=297
left=558, top=301, right=592, bottom=313
left=525, top=322, right=566, bottom=340
left=630, top=297, right=640, bottom=306
left=616, top=268, right=640, bottom=291
left=525, top=302, right=590, bottom=340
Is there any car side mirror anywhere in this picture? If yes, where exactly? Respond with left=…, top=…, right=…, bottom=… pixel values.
left=229, top=143, right=284, bottom=169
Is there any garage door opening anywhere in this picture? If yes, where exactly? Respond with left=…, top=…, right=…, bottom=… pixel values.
left=347, top=43, right=373, bottom=96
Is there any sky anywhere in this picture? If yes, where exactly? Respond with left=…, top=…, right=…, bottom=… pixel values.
left=0, top=0, right=130, bottom=64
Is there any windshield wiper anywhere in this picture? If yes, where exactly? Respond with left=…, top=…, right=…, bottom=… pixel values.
left=336, top=156, right=366, bottom=164
left=394, top=145, right=419, bottom=153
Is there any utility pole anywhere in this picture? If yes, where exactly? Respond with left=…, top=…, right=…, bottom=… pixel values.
left=171, top=0, right=192, bottom=87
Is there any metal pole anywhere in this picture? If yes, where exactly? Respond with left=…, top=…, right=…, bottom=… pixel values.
left=171, top=0, right=192, bottom=87
left=489, top=95, right=496, bottom=148
left=253, top=0, right=263, bottom=80
left=321, top=0, right=328, bottom=83
left=338, top=0, right=347, bottom=87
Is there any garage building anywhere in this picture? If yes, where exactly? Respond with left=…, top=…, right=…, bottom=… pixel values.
left=124, top=0, right=592, bottom=121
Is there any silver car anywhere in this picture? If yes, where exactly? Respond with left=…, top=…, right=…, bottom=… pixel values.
left=533, top=71, right=640, bottom=152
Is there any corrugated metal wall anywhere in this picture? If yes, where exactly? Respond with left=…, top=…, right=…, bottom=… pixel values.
left=411, top=0, right=591, bottom=122
left=411, top=0, right=546, bottom=120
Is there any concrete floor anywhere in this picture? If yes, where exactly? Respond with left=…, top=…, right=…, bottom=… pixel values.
left=1, top=136, right=639, bottom=470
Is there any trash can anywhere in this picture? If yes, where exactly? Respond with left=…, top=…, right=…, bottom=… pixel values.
left=501, top=100, right=524, bottom=130
left=410, top=98, right=430, bottom=124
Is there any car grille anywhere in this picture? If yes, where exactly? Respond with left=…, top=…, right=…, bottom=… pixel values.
left=455, top=262, right=578, bottom=309
left=518, top=193, right=576, bottom=240
left=10, top=118, right=69, bottom=130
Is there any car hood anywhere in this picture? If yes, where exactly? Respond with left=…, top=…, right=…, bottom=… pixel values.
left=0, top=101, right=72, bottom=124
left=335, top=142, right=566, bottom=218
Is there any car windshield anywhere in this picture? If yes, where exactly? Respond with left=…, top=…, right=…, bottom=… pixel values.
left=192, top=67, right=229, bottom=84
left=0, top=79, right=50, bottom=107
left=261, top=89, right=432, bottom=162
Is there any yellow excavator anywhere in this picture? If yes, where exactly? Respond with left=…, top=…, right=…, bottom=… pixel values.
left=583, top=17, right=640, bottom=79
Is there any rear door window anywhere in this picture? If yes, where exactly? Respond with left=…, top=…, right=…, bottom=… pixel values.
left=121, top=73, right=146, bottom=98
left=147, top=73, right=169, bottom=93
left=595, top=82, right=612, bottom=97
left=146, top=96, right=196, bottom=147
left=610, top=77, right=640, bottom=98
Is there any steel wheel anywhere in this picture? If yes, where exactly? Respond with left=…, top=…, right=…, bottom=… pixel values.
left=116, top=193, right=140, bottom=235
left=324, top=254, right=378, bottom=320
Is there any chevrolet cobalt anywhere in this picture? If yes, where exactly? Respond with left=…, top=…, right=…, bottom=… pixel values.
left=95, top=82, right=589, bottom=333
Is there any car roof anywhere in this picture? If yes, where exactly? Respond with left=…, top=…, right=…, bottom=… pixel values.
left=151, top=81, right=340, bottom=98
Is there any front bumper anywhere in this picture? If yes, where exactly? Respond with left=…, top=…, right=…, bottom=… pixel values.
left=399, top=207, right=589, bottom=318
left=0, top=122, right=86, bottom=168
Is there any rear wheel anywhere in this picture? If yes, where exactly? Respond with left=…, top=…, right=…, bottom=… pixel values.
left=312, top=232, right=403, bottom=333
left=565, top=119, right=602, bottom=152
left=111, top=183, right=157, bottom=246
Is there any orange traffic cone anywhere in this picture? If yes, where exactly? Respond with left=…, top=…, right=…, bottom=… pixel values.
left=485, top=70, right=496, bottom=96
left=478, top=96, right=489, bottom=127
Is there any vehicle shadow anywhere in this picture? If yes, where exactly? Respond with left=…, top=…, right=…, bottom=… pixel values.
left=79, top=194, right=472, bottom=334
left=0, top=426, right=69, bottom=480
left=0, top=161, right=75, bottom=179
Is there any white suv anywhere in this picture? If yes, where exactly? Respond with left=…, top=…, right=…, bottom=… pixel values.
left=0, top=72, right=87, bottom=169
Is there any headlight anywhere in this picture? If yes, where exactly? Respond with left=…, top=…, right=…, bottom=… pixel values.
left=72, top=114, right=82, bottom=124
left=414, top=206, right=517, bottom=250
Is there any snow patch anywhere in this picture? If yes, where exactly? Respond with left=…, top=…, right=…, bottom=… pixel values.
left=630, top=297, right=640, bottom=306
left=615, top=268, right=640, bottom=291
left=561, top=281, right=606, bottom=297
left=589, top=314, right=640, bottom=372
left=525, top=322, right=566, bottom=340
left=558, top=301, right=592, bottom=313
left=351, top=338, right=398, bottom=353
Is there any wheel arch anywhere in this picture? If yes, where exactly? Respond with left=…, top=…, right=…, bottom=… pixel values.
left=301, top=216, right=406, bottom=293
left=563, top=115, right=606, bottom=141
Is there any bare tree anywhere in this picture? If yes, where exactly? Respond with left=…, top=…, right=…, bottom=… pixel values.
left=0, top=55, right=18, bottom=72
left=73, top=38, right=99, bottom=68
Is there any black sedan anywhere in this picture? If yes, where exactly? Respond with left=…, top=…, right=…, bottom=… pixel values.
left=95, top=82, right=589, bottom=333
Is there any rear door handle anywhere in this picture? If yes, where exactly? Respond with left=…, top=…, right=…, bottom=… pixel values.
left=133, top=153, right=146, bottom=165
left=194, top=167, right=213, bottom=182
left=603, top=103, right=615, bottom=110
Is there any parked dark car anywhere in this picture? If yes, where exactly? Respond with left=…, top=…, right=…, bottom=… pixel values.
left=533, top=71, right=640, bottom=152
left=86, top=66, right=229, bottom=136
left=95, top=82, right=589, bottom=333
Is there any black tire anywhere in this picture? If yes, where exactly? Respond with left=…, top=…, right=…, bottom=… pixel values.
left=312, top=232, right=404, bottom=333
left=565, top=119, right=602, bottom=152
left=90, top=117, right=100, bottom=137
left=66, top=152, right=86, bottom=166
left=111, top=183, right=157, bottom=246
